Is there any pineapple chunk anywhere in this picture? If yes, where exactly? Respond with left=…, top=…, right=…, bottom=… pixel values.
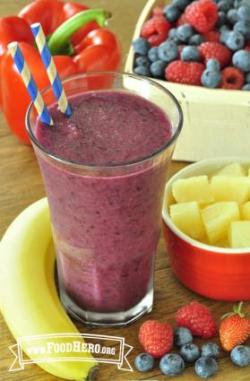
left=170, top=201, right=205, bottom=240
left=172, top=175, right=214, bottom=205
left=229, top=221, right=250, bottom=248
left=216, top=163, right=246, bottom=177
left=201, top=202, right=240, bottom=244
left=210, top=176, right=250, bottom=204
left=241, top=201, right=250, bottom=220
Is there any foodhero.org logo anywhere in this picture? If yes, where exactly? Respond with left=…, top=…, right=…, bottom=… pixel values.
left=9, top=333, right=133, bottom=372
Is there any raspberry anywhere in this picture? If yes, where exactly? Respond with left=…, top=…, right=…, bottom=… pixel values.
left=141, top=16, right=171, bottom=46
left=177, top=13, right=189, bottom=26
left=185, top=0, right=218, bottom=34
left=203, top=30, right=220, bottom=42
left=245, top=41, right=250, bottom=52
left=199, top=42, right=232, bottom=68
left=139, top=320, right=174, bottom=358
left=165, top=61, right=205, bottom=85
left=176, top=302, right=217, bottom=339
left=152, top=6, right=164, bottom=17
left=221, top=67, right=244, bottom=89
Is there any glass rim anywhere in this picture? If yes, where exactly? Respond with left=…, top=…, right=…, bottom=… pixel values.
left=26, top=71, right=183, bottom=170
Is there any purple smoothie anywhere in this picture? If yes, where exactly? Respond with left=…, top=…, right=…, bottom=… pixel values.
left=35, top=91, right=172, bottom=313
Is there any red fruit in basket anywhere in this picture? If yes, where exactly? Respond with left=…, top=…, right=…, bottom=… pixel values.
left=165, top=61, right=205, bottom=86
left=152, top=6, right=164, bottom=17
left=185, top=0, right=218, bottom=34
left=177, top=13, right=189, bottom=26
left=176, top=301, right=217, bottom=339
left=219, top=302, right=250, bottom=351
left=245, top=41, right=250, bottom=52
left=141, top=16, right=171, bottom=46
left=199, top=42, right=232, bottom=68
left=139, top=320, right=174, bottom=358
left=203, top=30, right=220, bottom=42
left=220, top=67, right=244, bottom=90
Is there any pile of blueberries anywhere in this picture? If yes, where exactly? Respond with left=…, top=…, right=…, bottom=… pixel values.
left=133, top=0, right=250, bottom=89
left=134, top=327, right=250, bottom=378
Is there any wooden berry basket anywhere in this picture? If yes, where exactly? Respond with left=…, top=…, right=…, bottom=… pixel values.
left=125, top=0, right=250, bottom=162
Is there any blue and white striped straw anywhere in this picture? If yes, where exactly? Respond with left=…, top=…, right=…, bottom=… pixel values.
left=31, top=23, right=72, bottom=117
left=8, top=42, right=53, bottom=126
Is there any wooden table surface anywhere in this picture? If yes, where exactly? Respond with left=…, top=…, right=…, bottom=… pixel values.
left=1, top=1, right=250, bottom=380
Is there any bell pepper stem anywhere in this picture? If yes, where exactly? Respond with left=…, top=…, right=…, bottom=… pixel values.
left=48, top=9, right=111, bottom=55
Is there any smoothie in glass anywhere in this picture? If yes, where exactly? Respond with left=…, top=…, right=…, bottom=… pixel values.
left=27, top=72, right=183, bottom=326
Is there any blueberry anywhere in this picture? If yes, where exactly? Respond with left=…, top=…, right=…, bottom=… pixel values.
left=189, top=34, right=205, bottom=45
left=225, top=30, right=245, bottom=50
left=174, top=327, right=193, bottom=347
left=160, top=354, right=185, bottom=376
left=216, top=11, right=227, bottom=27
left=201, top=343, right=220, bottom=359
left=195, top=357, right=218, bottom=379
left=163, top=5, right=181, bottom=23
left=220, top=28, right=230, bottom=44
left=134, top=353, right=155, bottom=372
left=234, top=20, right=250, bottom=39
left=181, top=46, right=200, bottom=62
left=135, top=56, right=150, bottom=67
left=245, top=72, right=250, bottom=83
left=172, top=0, right=192, bottom=10
left=233, top=49, right=250, bottom=71
left=201, top=69, right=222, bottom=88
left=134, top=65, right=151, bottom=76
left=132, top=38, right=151, bottom=55
left=177, top=24, right=194, bottom=42
left=238, top=5, right=250, bottom=21
left=227, top=9, right=239, bottom=25
left=218, top=0, right=232, bottom=12
left=242, top=83, right=250, bottom=90
left=168, top=28, right=180, bottom=44
left=148, top=47, right=159, bottom=62
left=180, top=343, right=200, bottom=362
left=206, top=59, right=221, bottom=71
left=230, top=345, right=250, bottom=367
left=150, top=60, right=166, bottom=78
left=158, top=40, right=178, bottom=63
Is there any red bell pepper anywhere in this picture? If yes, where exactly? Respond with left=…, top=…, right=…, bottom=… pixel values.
left=0, top=0, right=121, bottom=144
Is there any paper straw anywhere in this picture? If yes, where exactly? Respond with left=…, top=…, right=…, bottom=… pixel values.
left=8, top=42, right=53, bottom=126
left=31, top=22, right=72, bottom=117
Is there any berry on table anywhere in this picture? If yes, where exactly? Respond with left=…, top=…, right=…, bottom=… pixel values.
left=134, top=353, right=155, bottom=372
left=181, top=46, right=201, bottom=61
left=165, top=60, right=205, bottom=85
left=138, top=320, right=174, bottom=358
left=221, top=66, right=244, bottom=89
left=168, top=28, right=180, bottom=43
left=233, top=50, right=250, bottom=72
left=159, top=353, right=185, bottom=376
left=201, top=68, right=221, bottom=88
left=201, top=342, right=220, bottom=358
left=225, top=30, right=245, bottom=51
left=132, top=38, right=150, bottom=55
left=150, top=60, right=166, bottom=78
left=219, top=302, right=250, bottom=351
left=175, top=301, right=217, bottom=339
left=184, top=0, right=218, bottom=34
left=195, top=356, right=218, bottom=378
left=177, top=23, right=194, bottom=42
left=164, top=5, right=181, bottom=23
left=199, top=41, right=232, bottom=68
left=141, top=16, right=171, bottom=47
left=147, top=47, right=159, bottom=62
left=180, top=343, right=200, bottom=362
left=134, top=66, right=151, bottom=76
left=230, top=345, right=250, bottom=367
left=174, top=327, right=193, bottom=346
left=158, top=40, right=179, bottom=62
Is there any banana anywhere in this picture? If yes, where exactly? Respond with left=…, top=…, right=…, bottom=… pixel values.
left=0, top=198, right=98, bottom=380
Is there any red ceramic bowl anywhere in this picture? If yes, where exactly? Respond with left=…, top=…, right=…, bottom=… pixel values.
left=162, top=157, right=250, bottom=301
